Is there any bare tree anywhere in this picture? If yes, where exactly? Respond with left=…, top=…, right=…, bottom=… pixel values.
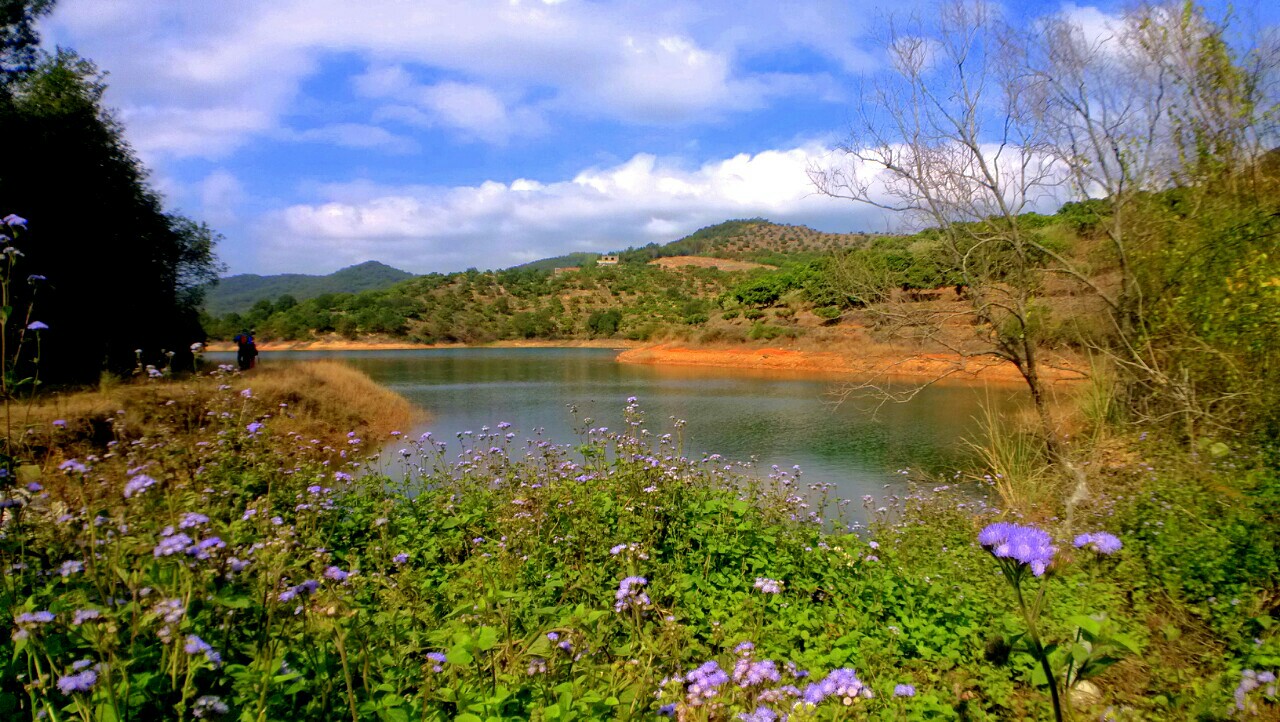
left=809, top=0, right=1069, bottom=455
left=1026, top=1, right=1280, bottom=440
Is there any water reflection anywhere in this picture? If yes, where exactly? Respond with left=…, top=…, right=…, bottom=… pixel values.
left=209, top=347, right=1025, bottom=517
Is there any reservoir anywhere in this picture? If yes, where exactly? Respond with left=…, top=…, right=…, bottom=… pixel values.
left=210, top=347, right=1025, bottom=513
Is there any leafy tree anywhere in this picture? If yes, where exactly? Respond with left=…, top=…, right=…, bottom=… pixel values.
left=0, top=0, right=52, bottom=79
left=586, top=309, right=621, bottom=337
left=0, top=50, right=222, bottom=382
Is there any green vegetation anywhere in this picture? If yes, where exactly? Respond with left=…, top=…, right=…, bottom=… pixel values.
left=201, top=219, right=941, bottom=345
left=2, top=0, right=1280, bottom=719
left=0, top=9, right=221, bottom=383
left=203, top=262, right=415, bottom=317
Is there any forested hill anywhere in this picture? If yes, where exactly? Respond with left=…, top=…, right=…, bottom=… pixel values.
left=203, top=261, right=414, bottom=315
left=616, top=219, right=874, bottom=264
left=513, top=220, right=873, bottom=272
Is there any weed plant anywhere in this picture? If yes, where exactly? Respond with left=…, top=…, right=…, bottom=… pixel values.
left=0, top=381, right=1276, bottom=719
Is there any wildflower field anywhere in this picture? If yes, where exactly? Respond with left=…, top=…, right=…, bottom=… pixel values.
left=1, top=368, right=1277, bottom=721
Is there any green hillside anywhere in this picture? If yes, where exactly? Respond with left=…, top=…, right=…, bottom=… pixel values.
left=203, top=261, right=414, bottom=315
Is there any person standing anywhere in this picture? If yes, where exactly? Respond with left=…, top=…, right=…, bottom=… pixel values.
left=235, top=331, right=258, bottom=371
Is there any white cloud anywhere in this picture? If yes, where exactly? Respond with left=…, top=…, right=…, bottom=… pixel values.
left=283, top=123, right=419, bottom=154
left=42, top=0, right=864, bottom=158
left=198, top=169, right=245, bottom=226
left=253, top=144, right=893, bottom=273
left=359, top=71, right=547, bottom=144
left=1057, top=3, right=1124, bottom=49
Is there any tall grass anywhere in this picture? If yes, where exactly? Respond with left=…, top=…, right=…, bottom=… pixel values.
left=966, top=402, right=1058, bottom=514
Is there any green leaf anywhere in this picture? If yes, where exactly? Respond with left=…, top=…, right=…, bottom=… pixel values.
left=1068, top=615, right=1102, bottom=637
left=475, top=626, right=499, bottom=651
left=213, top=590, right=253, bottom=609
left=446, top=645, right=474, bottom=665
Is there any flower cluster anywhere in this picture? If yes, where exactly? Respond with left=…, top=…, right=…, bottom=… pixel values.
left=1235, top=669, right=1277, bottom=713
left=184, top=634, right=223, bottom=666
left=686, top=660, right=730, bottom=705
left=278, top=579, right=320, bottom=602
left=123, top=474, right=157, bottom=499
left=193, top=695, right=229, bottom=718
left=56, top=661, right=98, bottom=695
left=978, top=522, right=1056, bottom=576
left=753, top=577, right=783, bottom=594
left=1072, top=531, right=1123, bottom=555
left=614, top=575, right=650, bottom=612
left=800, top=667, right=870, bottom=706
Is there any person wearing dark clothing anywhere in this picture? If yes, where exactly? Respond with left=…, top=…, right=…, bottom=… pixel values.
left=235, top=332, right=258, bottom=371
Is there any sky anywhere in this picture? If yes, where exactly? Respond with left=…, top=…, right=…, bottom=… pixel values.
left=37, top=0, right=1278, bottom=276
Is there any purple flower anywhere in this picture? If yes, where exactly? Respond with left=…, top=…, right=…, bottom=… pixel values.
left=155, top=598, right=185, bottom=624
left=427, top=651, right=447, bottom=673
left=801, top=667, right=868, bottom=705
left=1073, top=532, right=1122, bottom=555
left=614, top=576, right=650, bottom=612
left=3, top=214, right=27, bottom=228
left=978, top=522, right=1056, bottom=576
left=27, top=321, right=48, bottom=331
left=324, top=566, right=349, bottom=581
left=187, top=537, right=225, bottom=560
left=754, top=577, right=783, bottom=594
left=123, top=474, right=157, bottom=498
left=894, top=683, right=916, bottom=697
left=737, top=707, right=778, bottom=722
left=59, top=560, right=83, bottom=577
left=154, top=533, right=193, bottom=557
left=685, top=660, right=730, bottom=704
left=733, top=658, right=780, bottom=688
left=193, top=695, right=229, bottom=718
left=392, top=553, right=409, bottom=565
left=246, top=422, right=264, bottom=436
left=179, top=512, right=210, bottom=529
left=184, top=635, right=222, bottom=666
left=72, top=609, right=100, bottom=626
left=56, top=668, right=97, bottom=694
left=52, top=419, right=66, bottom=428
left=59, top=459, right=88, bottom=474
left=15, top=610, right=54, bottom=625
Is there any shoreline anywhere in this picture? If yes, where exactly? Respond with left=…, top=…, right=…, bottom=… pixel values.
left=204, top=338, right=643, bottom=353
left=206, top=337, right=1086, bottom=385
left=614, top=344, right=1087, bottom=385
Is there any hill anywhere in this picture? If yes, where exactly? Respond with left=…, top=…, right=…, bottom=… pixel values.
left=617, top=219, right=875, bottom=264
left=203, top=261, right=415, bottom=315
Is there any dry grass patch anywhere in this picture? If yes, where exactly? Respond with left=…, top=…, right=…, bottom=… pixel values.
left=11, top=361, right=418, bottom=457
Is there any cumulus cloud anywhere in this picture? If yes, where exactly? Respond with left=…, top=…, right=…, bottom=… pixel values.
left=42, top=0, right=871, bottom=158
left=357, top=68, right=548, bottom=144
left=252, top=144, right=894, bottom=274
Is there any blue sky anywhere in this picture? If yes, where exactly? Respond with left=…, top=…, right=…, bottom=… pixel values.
left=38, top=0, right=1278, bottom=276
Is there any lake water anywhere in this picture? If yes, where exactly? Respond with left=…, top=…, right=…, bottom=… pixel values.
left=211, top=347, right=1025, bottom=511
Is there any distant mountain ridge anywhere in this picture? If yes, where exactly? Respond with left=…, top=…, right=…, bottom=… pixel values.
left=203, top=261, right=415, bottom=316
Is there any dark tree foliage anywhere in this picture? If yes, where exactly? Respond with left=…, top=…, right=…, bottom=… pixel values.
left=0, top=51, right=222, bottom=383
left=0, top=0, right=52, bottom=79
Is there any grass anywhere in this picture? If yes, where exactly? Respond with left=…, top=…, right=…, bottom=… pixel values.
left=16, top=361, right=417, bottom=460
left=965, top=402, right=1059, bottom=516
left=0, top=368, right=1276, bottom=720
